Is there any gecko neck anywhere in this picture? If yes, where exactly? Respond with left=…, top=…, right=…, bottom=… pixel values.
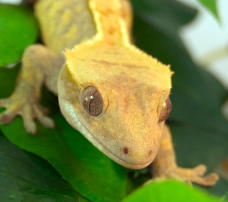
left=89, top=0, right=130, bottom=45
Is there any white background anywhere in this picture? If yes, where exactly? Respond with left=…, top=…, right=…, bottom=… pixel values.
left=178, top=0, right=228, bottom=88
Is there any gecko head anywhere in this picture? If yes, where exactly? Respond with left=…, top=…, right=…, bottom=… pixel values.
left=58, top=43, right=172, bottom=169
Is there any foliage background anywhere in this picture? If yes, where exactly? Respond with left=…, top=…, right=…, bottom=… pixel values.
left=0, top=0, right=228, bottom=201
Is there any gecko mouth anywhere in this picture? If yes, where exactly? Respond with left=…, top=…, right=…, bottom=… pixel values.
left=78, top=122, right=153, bottom=169
left=77, top=123, right=153, bottom=169
left=59, top=98, right=153, bottom=169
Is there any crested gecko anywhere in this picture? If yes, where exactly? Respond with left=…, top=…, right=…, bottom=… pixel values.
left=0, top=0, right=218, bottom=186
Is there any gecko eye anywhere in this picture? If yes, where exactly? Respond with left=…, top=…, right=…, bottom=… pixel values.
left=82, top=86, right=103, bottom=116
left=158, top=98, right=172, bottom=123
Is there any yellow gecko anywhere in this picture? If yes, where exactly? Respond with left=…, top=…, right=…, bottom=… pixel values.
left=0, top=0, right=218, bottom=186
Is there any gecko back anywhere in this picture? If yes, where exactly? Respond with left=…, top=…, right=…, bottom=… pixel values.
left=35, top=0, right=96, bottom=55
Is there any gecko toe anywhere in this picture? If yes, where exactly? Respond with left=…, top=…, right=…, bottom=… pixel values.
left=155, top=164, right=219, bottom=186
left=203, top=173, right=219, bottom=186
left=191, top=164, right=218, bottom=186
left=0, top=91, right=54, bottom=134
left=33, top=105, right=55, bottom=128
left=193, top=164, right=207, bottom=176
left=39, top=116, right=55, bottom=128
left=24, top=118, right=37, bottom=134
left=0, top=110, right=17, bottom=124
left=21, top=106, right=37, bottom=134
left=192, top=173, right=219, bottom=186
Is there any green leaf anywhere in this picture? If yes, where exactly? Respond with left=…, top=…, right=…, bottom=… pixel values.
left=0, top=130, right=80, bottom=202
left=123, top=180, right=225, bottom=202
left=0, top=64, right=127, bottom=202
left=198, top=0, right=220, bottom=21
left=0, top=4, right=38, bottom=67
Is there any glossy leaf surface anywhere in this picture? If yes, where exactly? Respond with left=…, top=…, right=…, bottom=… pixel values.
left=123, top=180, right=226, bottom=202
left=0, top=4, right=38, bottom=67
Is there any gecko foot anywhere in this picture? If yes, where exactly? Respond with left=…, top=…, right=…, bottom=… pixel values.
left=153, top=164, right=219, bottom=186
left=0, top=96, right=54, bottom=134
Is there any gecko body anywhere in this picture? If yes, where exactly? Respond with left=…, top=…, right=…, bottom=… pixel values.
left=0, top=0, right=218, bottom=185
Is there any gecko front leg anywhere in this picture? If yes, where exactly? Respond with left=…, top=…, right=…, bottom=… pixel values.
left=152, top=124, right=219, bottom=186
left=0, top=44, right=64, bottom=134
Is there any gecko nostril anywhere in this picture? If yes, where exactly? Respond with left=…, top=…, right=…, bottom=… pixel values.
left=149, top=150, right=152, bottom=156
left=123, top=147, right=129, bottom=154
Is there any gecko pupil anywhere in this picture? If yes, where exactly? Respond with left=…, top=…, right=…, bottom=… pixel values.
left=82, top=86, right=103, bottom=116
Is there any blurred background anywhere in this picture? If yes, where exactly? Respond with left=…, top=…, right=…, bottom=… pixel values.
left=178, top=0, right=228, bottom=88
